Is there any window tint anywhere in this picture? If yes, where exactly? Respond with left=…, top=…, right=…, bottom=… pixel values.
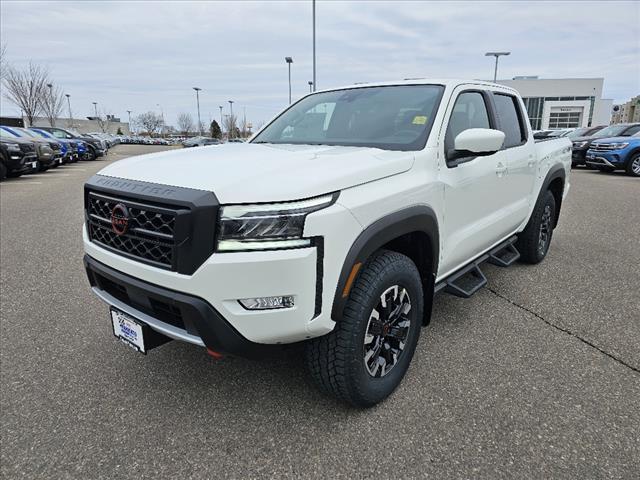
left=493, top=93, right=526, bottom=148
left=625, top=125, right=640, bottom=136
left=445, top=92, right=491, bottom=154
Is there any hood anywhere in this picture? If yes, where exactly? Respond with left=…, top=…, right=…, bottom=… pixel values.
left=1, top=137, right=34, bottom=145
left=97, top=143, right=414, bottom=203
left=590, top=136, right=635, bottom=144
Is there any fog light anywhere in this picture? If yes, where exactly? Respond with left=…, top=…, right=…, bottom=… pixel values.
left=239, top=296, right=295, bottom=310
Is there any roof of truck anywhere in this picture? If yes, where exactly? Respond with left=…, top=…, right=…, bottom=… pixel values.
left=314, top=78, right=519, bottom=95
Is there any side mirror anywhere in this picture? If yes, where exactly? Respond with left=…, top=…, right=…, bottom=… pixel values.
left=447, top=128, right=505, bottom=166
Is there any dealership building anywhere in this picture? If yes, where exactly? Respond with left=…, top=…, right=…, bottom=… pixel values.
left=497, top=77, right=613, bottom=130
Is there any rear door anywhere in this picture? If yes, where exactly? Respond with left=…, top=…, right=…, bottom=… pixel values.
left=489, top=91, right=536, bottom=229
left=437, top=87, right=508, bottom=277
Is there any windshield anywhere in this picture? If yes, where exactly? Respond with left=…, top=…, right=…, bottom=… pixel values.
left=31, top=129, right=52, bottom=139
left=14, top=127, right=39, bottom=138
left=593, top=125, right=627, bottom=138
left=567, top=128, right=590, bottom=138
left=252, top=85, right=444, bottom=151
left=0, top=128, right=20, bottom=138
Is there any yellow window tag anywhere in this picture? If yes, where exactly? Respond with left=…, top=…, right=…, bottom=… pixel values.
left=412, top=116, right=427, bottom=125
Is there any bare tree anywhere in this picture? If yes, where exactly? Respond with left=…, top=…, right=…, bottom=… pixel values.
left=95, top=109, right=113, bottom=133
left=2, top=62, right=49, bottom=126
left=135, top=111, right=164, bottom=136
left=41, top=83, right=65, bottom=126
left=0, top=43, right=7, bottom=81
left=223, top=114, right=238, bottom=139
left=177, top=113, right=194, bottom=135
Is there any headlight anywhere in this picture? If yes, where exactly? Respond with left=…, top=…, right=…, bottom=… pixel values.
left=216, top=193, right=336, bottom=251
left=610, top=143, right=629, bottom=150
left=572, top=141, right=588, bottom=148
left=6, top=143, right=21, bottom=152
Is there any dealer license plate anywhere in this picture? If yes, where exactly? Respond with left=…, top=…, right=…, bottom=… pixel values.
left=111, top=309, right=146, bottom=354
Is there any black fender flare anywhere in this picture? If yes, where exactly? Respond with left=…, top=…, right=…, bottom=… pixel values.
left=537, top=163, right=566, bottom=227
left=331, top=205, right=439, bottom=322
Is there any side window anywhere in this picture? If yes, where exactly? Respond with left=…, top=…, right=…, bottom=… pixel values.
left=493, top=93, right=526, bottom=148
left=624, top=125, right=640, bottom=136
left=445, top=92, right=491, bottom=155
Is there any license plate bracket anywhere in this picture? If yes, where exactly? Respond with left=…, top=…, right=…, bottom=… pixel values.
left=110, top=308, right=171, bottom=354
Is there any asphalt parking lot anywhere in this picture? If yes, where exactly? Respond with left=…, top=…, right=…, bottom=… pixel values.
left=1, top=144, right=638, bottom=479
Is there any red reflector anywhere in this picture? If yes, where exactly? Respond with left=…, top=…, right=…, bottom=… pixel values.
left=207, top=348, right=224, bottom=359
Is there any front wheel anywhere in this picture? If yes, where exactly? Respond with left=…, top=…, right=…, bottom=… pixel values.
left=626, top=153, right=640, bottom=177
left=305, top=250, right=423, bottom=407
left=516, top=190, right=556, bottom=264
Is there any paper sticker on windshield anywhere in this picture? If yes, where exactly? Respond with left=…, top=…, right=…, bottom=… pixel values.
left=412, top=116, right=427, bottom=125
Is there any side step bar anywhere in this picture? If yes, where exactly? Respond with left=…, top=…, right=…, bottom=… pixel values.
left=435, top=236, right=519, bottom=299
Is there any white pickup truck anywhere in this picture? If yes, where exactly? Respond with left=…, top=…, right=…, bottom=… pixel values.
left=83, top=79, right=571, bottom=406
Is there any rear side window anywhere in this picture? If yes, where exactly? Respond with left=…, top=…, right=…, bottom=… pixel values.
left=493, top=93, right=526, bottom=148
left=445, top=92, right=491, bottom=154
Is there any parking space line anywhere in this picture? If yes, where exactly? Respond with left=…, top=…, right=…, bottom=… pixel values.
left=0, top=181, right=43, bottom=185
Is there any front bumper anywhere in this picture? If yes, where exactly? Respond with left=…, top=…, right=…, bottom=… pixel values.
left=571, top=148, right=587, bottom=165
left=585, top=151, right=627, bottom=169
left=85, top=255, right=276, bottom=357
left=83, top=199, right=361, bottom=353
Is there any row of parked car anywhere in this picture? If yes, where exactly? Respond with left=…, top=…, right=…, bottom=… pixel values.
left=120, top=136, right=173, bottom=145
left=182, top=136, right=245, bottom=147
left=534, top=123, right=640, bottom=177
left=0, top=126, right=112, bottom=180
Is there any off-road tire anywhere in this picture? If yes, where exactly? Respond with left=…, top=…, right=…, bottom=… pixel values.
left=305, top=250, right=423, bottom=407
left=516, top=190, right=556, bottom=264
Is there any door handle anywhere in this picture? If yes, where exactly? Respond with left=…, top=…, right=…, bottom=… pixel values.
left=495, top=162, right=508, bottom=177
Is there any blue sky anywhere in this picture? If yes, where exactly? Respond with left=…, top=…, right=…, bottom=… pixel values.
left=1, top=0, right=638, bottom=127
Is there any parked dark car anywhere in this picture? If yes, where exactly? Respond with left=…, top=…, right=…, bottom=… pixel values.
left=0, top=137, right=39, bottom=179
left=4, top=126, right=66, bottom=166
left=0, top=126, right=57, bottom=171
left=29, top=128, right=79, bottom=163
left=36, top=127, right=106, bottom=160
left=570, top=123, right=640, bottom=167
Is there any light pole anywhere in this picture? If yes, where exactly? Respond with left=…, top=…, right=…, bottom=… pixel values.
left=157, top=103, right=165, bottom=135
left=193, top=87, right=202, bottom=135
left=218, top=105, right=223, bottom=136
left=126, top=110, right=132, bottom=134
left=485, top=51, right=510, bottom=82
left=308, top=81, right=313, bottom=93
left=228, top=100, right=234, bottom=139
left=46, top=83, right=54, bottom=125
left=285, top=57, right=293, bottom=104
left=65, top=94, right=73, bottom=128
left=92, top=102, right=98, bottom=117
left=312, top=0, right=316, bottom=91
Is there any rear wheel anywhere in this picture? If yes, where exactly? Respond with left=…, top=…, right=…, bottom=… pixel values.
left=305, top=250, right=423, bottom=407
left=626, top=153, right=640, bottom=177
left=516, top=190, right=556, bottom=264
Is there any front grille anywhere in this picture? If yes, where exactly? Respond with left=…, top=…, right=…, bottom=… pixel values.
left=87, top=192, right=178, bottom=269
left=50, top=142, right=61, bottom=150
left=84, top=175, right=219, bottom=274
left=590, top=143, right=620, bottom=152
left=19, top=143, right=35, bottom=153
